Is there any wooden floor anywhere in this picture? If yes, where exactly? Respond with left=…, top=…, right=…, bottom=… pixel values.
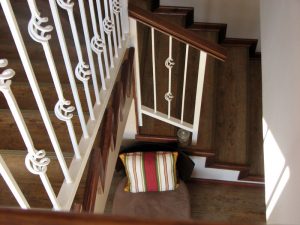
left=104, top=172, right=266, bottom=224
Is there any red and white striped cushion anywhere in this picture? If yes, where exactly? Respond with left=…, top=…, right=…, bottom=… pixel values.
left=119, top=151, right=178, bottom=193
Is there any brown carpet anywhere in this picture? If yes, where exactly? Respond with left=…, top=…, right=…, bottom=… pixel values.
left=104, top=172, right=266, bottom=224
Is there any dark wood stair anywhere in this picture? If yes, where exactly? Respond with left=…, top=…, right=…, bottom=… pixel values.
left=133, top=2, right=264, bottom=180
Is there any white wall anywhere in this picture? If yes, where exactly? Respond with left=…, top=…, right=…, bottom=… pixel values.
left=160, top=0, right=261, bottom=50
left=261, top=1, right=300, bottom=224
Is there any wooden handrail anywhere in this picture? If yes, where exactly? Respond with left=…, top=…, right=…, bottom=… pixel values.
left=128, top=4, right=227, bottom=61
left=0, top=208, right=259, bottom=225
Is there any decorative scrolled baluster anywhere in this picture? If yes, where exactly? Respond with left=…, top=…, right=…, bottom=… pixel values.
left=75, top=62, right=95, bottom=120
left=165, top=57, right=175, bottom=70
left=112, top=0, right=122, bottom=48
left=27, top=0, right=75, bottom=183
left=28, top=13, right=53, bottom=43
left=25, top=150, right=50, bottom=175
left=108, top=0, right=119, bottom=58
left=164, top=92, right=174, bottom=103
left=95, top=0, right=111, bottom=79
left=165, top=36, right=175, bottom=119
left=0, top=59, right=15, bottom=91
left=25, top=150, right=61, bottom=210
left=102, top=0, right=117, bottom=68
left=55, top=100, right=81, bottom=159
left=56, top=0, right=101, bottom=107
left=0, top=58, right=59, bottom=210
left=90, top=35, right=107, bottom=90
left=48, top=0, right=89, bottom=139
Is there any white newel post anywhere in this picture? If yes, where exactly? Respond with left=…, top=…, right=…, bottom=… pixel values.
left=129, top=18, right=143, bottom=126
left=192, top=51, right=207, bottom=144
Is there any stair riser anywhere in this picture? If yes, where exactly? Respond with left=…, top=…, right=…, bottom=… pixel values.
left=0, top=83, right=93, bottom=112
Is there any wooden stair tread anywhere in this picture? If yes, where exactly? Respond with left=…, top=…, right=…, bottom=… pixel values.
left=214, top=46, right=249, bottom=165
left=0, top=109, right=83, bottom=151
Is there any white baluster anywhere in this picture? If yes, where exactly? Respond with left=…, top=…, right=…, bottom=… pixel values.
left=48, top=0, right=89, bottom=139
left=1, top=0, right=72, bottom=183
left=0, top=155, right=30, bottom=209
left=112, top=0, right=122, bottom=48
left=151, top=28, right=157, bottom=113
left=27, top=0, right=80, bottom=159
left=25, top=150, right=60, bottom=210
left=120, top=0, right=129, bottom=36
left=77, top=0, right=104, bottom=99
left=75, top=63, right=95, bottom=120
left=56, top=0, right=97, bottom=120
left=0, top=59, right=60, bottom=209
left=181, top=44, right=189, bottom=123
left=55, top=100, right=80, bottom=159
left=165, top=36, right=175, bottom=119
left=192, top=51, right=207, bottom=144
left=103, top=0, right=115, bottom=68
left=108, top=0, right=119, bottom=57
left=95, top=0, right=111, bottom=79
left=87, top=0, right=108, bottom=91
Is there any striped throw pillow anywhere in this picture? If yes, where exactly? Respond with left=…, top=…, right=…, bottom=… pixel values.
left=119, top=151, right=178, bottom=193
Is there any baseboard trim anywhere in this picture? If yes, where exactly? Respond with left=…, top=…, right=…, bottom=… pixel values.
left=135, top=134, right=178, bottom=143
left=189, top=178, right=264, bottom=188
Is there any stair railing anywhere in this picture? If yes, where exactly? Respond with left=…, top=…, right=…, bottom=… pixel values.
left=0, top=0, right=129, bottom=210
left=129, top=4, right=227, bottom=144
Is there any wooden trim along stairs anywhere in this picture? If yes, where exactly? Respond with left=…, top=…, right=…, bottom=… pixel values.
left=0, top=207, right=261, bottom=225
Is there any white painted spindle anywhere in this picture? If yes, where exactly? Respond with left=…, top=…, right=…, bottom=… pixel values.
left=112, top=0, right=122, bottom=48
left=87, top=0, right=107, bottom=91
left=151, top=28, right=157, bottom=113
left=95, top=0, right=110, bottom=79
left=192, top=51, right=207, bottom=144
left=103, top=0, right=115, bottom=68
left=0, top=155, right=29, bottom=209
left=56, top=0, right=96, bottom=120
left=1, top=0, right=72, bottom=183
left=77, top=0, right=102, bottom=102
left=109, top=0, right=119, bottom=57
left=27, top=0, right=80, bottom=160
left=165, top=36, right=175, bottom=119
left=48, top=0, right=89, bottom=139
left=120, top=0, right=129, bottom=35
left=0, top=59, right=60, bottom=209
left=181, top=44, right=189, bottom=123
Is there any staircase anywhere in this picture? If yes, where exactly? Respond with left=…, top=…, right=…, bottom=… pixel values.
left=0, top=0, right=263, bottom=219
left=130, top=0, right=264, bottom=181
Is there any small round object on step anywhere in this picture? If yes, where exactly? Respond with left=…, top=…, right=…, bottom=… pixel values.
left=177, top=128, right=190, bottom=146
